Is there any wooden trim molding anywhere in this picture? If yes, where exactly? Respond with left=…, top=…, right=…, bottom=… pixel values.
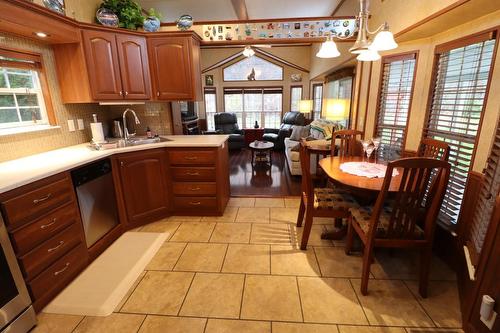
left=362, top=62, right=373, bottom=139
left=161, top=16, right=355, bottom=26
left=231, top=0, right=249, bottom=20
left=325, top=66, right=355, bottom=82
left=331, top=0, right=348, bottom=16
left=354, top=62, right=364, bottom=130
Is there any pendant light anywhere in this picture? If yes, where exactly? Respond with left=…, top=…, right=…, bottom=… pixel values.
left=356, top=49, right=381, bottom=61
left=316, top=36, right=340, bottom=58
left=369, top=23, right=398, bottom=51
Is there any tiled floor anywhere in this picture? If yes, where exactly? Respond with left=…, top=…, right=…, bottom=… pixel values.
left=35, top=197, right=463, bottom=333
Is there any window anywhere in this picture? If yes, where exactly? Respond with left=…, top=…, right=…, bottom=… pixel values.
left=224, top=88, right=282, bottom=128
left=424, top=32, right=497, bottom=225
left=375, top=53, right=417, bottom=160
left=204, top=88, right=217, bottom=130
left=325, top=70, right=354, bottom=126
left=0, top=48, right=52, bottom=131
left=290, top=86, right=302, bottom=112
left=223, top=56, right=283, bottom=81
left=312, top=84, right=323, bottom=120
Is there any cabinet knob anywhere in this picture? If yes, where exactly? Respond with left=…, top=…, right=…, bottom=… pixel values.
left=156, top=92, right=160, bottom=97
left=40, top=218, right=57, bottom=230
left=119, top=91, right=123, bottom=96
left=125, top=91, right=129, bottom=96
left=33, top=193, right=52, bottom=204
left=120, top=161, right=124, bottom=167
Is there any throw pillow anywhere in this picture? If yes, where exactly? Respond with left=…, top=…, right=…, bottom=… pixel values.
left=289, top=125, right=311, bottom=141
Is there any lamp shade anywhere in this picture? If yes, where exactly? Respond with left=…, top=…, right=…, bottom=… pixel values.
left=298, top=100, right=313, bottom=113
left=356, top=49, right=381, bottom=62
left=325, top=99, right=350, bottom=121
left=369, top=30, right=398, bottom=51
left=316, top=40, right=340, bottom=58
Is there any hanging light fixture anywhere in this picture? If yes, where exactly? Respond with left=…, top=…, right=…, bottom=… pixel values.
left=242, top=46, right=255, bottom=57
left=316, top=0, right=397, bottom=62
left=316, top=35, right=340, bottom=58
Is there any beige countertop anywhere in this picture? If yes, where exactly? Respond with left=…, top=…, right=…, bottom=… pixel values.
left=0, top=135, right=228, bottom=194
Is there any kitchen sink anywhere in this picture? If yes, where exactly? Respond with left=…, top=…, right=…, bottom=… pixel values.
left=126, top=136, right=170, bottom=145
left=90, top=136, right=170, bottom=150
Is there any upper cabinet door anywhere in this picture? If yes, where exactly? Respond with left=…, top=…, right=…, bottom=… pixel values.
left=82, top=30, right=123, bottom=100
left=116, top=34, right=151, bottom=100
left=148, top=37, right=194, bottom=101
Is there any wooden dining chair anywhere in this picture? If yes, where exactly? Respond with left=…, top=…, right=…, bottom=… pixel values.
left=331, top=129, right=364, bottom=157
left=297, top=139, right=360, bottom=250
left=345, top=157, right=451, bottom=297
left=418, top=138, right=450, bottom=161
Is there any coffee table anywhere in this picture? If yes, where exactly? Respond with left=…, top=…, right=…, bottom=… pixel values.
left=249, top=141, right=274, bottom=167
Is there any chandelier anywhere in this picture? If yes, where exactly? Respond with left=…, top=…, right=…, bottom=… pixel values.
left=316, top=0, right=398, bottom=61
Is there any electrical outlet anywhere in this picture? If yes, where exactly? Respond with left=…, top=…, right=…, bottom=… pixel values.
left=67, top=119, right=75, bottom=132
left=77, top=119, right=84, bottom=130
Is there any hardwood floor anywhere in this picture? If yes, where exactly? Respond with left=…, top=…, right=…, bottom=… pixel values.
left=229, top=148, right=301, bottom=197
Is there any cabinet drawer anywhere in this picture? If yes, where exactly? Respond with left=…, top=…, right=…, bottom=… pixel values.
left=168, top=150, right=215, bottom=165
left=2, top=177, right=73, bottom=229
left=173, top=197, right=217, bottom=210
left=28, top=243, right=87, bottom=300
left=173, top=182, right=216, bottom=196
left=10, top=203, right=78, bottom=255
left=20, top=222, right=82, bottom=280
left=171, top=167, right=216, bottom=182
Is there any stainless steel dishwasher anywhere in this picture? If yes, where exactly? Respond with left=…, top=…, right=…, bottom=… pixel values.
left=71, top=159, right=120, bottom=248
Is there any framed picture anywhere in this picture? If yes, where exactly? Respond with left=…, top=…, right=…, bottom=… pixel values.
left=291, top=74, right=302, bottom=82
left=205, top=75, right=214, bottom=86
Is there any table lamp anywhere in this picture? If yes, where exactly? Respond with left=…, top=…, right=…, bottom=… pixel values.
left=325, top=99, right=349, bottom=121
left=298, top=100, right=313, bottom=114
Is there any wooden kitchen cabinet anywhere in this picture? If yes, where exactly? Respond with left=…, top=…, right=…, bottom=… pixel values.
left=114, top=149, right=169, bottom=227
left=148, top=32, right=202, bottom=101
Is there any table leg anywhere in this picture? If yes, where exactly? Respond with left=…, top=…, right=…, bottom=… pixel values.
left=269, top=149, right=272, bottom=166
left=251, top=150, right=255, bottom=167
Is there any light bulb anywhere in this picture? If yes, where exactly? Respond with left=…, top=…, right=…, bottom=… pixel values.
left=243, top=46, right=255, bottom=57
left=356, top=49, right=381, bottom=62
left=369, top=30, right=398, bottom=51
left=316, top=39, right=340, bottom=58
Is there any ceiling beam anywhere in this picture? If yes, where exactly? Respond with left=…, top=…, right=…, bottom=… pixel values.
left=331, top=0, right=348, bottom=16
left=231, top=0, right=249, bottom=20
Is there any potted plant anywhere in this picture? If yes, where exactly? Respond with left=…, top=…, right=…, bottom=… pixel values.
left=98, top=0, right=144, bottom=30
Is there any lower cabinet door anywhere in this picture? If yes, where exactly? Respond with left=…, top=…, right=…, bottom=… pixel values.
left=116, top=149, right=169, bottom=227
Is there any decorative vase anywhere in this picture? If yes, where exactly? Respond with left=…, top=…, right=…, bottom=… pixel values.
left=254, top=121, right=259, bottom=129
left=176, top=15, right=193, bottom=31
left=143, top=16, right=160, bottom=32
left=96, top=8, right=119, bottom=27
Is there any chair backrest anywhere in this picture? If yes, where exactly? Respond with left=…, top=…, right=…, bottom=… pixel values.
left=332, top=129, right=363, bottom=157
left=214, top=113, right=239, bottom=134
left=282, top=111, right=306, bottom=126
left=368, top=157, right=451, bottom=241
left=418, top=138, right=450, bottom=161
left=299, top=139, right=314, bottom=206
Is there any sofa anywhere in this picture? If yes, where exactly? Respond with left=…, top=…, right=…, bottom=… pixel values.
left=262, top=111, right=305, bottom=150
left=214, top=113, right=246, bottom=150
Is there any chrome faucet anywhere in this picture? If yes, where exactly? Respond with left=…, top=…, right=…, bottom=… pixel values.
left=122, top=108, right=141, bottom=141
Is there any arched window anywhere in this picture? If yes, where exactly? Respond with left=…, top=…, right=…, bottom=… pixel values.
left=223, top=56, right=283, bottom=81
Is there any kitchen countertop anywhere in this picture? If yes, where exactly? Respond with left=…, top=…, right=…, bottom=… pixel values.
left=0, top=135, right=229, bottom=194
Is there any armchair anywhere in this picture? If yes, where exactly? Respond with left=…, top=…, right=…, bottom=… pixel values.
left=262, top=111, right=305, bottom=150
left=214, top=113, right=245, bottom=150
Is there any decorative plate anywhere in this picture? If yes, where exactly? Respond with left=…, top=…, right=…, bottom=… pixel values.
left=96, top=8, right=119, bottom=27
left=43, top=0, right=64, bottom=15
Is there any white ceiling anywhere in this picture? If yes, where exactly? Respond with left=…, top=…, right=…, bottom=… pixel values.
left=137, top=0, right=346, bottom=22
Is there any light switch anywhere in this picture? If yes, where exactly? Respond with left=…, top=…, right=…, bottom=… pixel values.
left=67, top=119, right=75, bottom=132
left=77, top=119, right=84, bottom=130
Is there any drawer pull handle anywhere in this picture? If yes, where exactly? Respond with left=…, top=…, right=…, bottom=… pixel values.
left=190, top=187, right=201, bottom=191
left=184, top=156, right=198, bottom=160
left=189, top=201, right=202, bottom=206
left=40, top=219, right=57, bottom=229
left=48, top=241, right=65, bottom=253
left=186, top=172, right=200, bottom=176
left=33, top=193, right=52, bottom=204
left=54, top=263, right=70, bottom=276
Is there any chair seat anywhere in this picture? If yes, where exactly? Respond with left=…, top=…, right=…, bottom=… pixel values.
left=350, top=206, right=424, bottom=239
left=313, top=188, right=359, bottom=210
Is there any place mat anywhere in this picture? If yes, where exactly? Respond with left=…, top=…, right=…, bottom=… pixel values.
left=340, top=162, right=399, bottom=178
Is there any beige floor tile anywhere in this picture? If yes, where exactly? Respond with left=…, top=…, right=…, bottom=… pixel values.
left=236, top=207, right=270, bottom=223
left=338, top=326, right=406, bottom=333
left=222, top=244, right=270, bottom=274
left=284, top=197, right=301, bottom=208
left=122, top=271, right=194, bottom=315
left=116, top=271, right=147, bottom=312
left=406, top=281, right=462, bottom=328
left=290, top=225, right=334, bottom=247
left=405, top=329, right=464, bottom=333
left=314, top=247, right=366, bottom=278
left=270, top=207, right=300, bottom=224
left=180, top=273, right=244, bottom=318
left=33, top=313, right=83, bottom=333
left=210, top=223, right=251, bottom=243
left=251, top=223, right=291, bottom=244
left=298, top=277, right=367, bottom=325
left=351, top=279, right=434, bottom=327
left=205, top=319, right=271, bottom=333
left=273, top=322, right=339, bottom=333
left=146, top=242, right=187, bottom=271
left=138, top=316, right=206, bottom=333
left=241, top=275, right=302, bottom=322
left=140, top=221, right=180, bottom=238
left=169, top=222, right=216, bottom=242
left=174, top=243, right=227, bottom=272
left=228, top=197, right=255, bottom=207
left=201, top=207, right=239, bottom=222
left=167, top=216, right=202, bottom=222
left=73, top=313, right=144, bottom=333
left=271, top=245, right=321, bottom=276
left=255, top=197, right=285, bottom=207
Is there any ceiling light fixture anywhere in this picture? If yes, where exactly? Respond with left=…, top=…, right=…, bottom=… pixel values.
left=316, top=0, right=397, bottom=62
left=315, top=35, right=340, bottom=58
left=34, top=32, right=49, bottom=38
left=242, top=46, right=255, bottom=57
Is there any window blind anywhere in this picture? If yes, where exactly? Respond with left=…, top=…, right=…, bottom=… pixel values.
left=424, top=34, right=497, bottom=225
left=375, top=53, right=417, bottom=160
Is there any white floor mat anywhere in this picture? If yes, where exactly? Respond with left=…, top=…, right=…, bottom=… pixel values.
left=43, top=231, right=167, bottom=316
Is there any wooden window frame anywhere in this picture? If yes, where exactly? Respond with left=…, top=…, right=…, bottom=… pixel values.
left=0, top=46, right=55, bottom=127
left=290, top=85, right=303, bottom=112
left=373, top=51, right=419, bottom=155
left=312, top=83, right=323, bottom=120
left=222, top=55, right=284, bottom=82
left=204, top=87, right=217, bottom=130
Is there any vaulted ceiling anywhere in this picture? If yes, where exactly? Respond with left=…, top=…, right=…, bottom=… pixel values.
left=137, top=0, right=350, bottom=22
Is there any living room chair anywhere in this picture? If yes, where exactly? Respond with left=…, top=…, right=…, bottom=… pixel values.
left=332, top=129, right=364, bottom=157
left=214, top=113, right=245, bottom=150
left=418, top=138, right=450, bottom=161
left=345, top=157, right=450, bottom=297
left=262, top=111, right=305, bottom=150
left=297, top=139, right=360, bottom=250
